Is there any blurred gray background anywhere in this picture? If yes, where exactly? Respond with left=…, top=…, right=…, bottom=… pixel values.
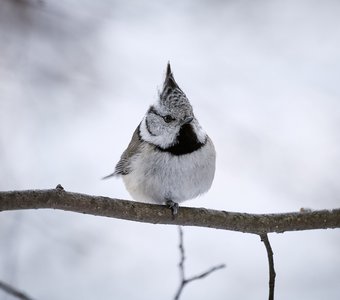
left=0, top=0, right=340, bottom=299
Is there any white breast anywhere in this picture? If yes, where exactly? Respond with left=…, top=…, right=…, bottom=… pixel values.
left=122, top=137, right=216, bottom=204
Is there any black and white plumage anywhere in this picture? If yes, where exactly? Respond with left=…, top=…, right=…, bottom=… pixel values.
left=105, top=63, right=216, bottom=211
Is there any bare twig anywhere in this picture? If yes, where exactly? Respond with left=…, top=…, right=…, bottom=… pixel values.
left=174, top=227, right=225, bottom=300
left=260, top=234, right=276, bottom=300
left=0, top=280, right=35, bottom=300
left=175, top=227, right=186, bottom=300
left=0, top=188, right=340, bottom=234
left=185, top=264, right=226, bottom=283
left=178, top=226, right=185, bottom=283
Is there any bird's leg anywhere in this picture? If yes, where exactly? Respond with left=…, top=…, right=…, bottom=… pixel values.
left=166, top=199, right=179, bottom=216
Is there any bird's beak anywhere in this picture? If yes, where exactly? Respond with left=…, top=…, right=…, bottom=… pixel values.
left=182, top=116, right=193, bottom=125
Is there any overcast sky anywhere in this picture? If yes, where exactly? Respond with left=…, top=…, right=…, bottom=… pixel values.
left=1, top=0, right=340, bottom=299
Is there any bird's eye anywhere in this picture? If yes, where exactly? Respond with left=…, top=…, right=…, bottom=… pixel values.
left=163, top=115, right=175, bottom=123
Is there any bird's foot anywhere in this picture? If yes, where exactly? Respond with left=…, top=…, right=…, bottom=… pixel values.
left=166, top=200, right=179, bottom=216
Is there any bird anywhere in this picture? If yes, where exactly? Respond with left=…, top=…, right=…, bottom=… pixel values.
left=104, top=63, right=216, bottom=215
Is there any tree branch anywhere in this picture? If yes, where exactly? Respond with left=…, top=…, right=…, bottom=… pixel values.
left=260, top=234, right=276, bottom=300
left=0, top=187, right=340, bottom=234
left=0, top=280, right=35, bottom=300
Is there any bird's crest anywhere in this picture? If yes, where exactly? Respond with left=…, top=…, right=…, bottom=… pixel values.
left=160, top=62, right=184, bottom=101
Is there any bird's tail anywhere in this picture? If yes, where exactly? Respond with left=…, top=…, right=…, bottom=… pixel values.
left=102, top=172, right=116, bottom=180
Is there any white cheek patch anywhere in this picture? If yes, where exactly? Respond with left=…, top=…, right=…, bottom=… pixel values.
left=139, top=117, right=178, bottom=149
left=191, top=120, right=207, bottom=144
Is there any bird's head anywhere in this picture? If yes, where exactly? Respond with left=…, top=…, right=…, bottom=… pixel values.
left=140, top=63, right=205, bottom=149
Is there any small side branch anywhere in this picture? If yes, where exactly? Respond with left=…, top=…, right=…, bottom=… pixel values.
left=260, top=234, right=276, bottom=300
left=174, top=227, right=225, bottom=300
left=0, top=280, right=35, bottom=300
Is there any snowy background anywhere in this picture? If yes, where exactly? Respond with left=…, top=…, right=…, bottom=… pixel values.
left=1, top=0, right=340, bottom=299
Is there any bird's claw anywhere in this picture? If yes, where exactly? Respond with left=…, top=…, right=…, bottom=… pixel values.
left=166, top=200, right=179, bottom=216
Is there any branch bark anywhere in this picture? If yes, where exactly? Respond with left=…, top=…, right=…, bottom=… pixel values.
left=1, top=187, right=340, bottom=234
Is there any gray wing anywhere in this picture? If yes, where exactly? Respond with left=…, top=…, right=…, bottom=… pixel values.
left=103, top=125, right=143, bottom=178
